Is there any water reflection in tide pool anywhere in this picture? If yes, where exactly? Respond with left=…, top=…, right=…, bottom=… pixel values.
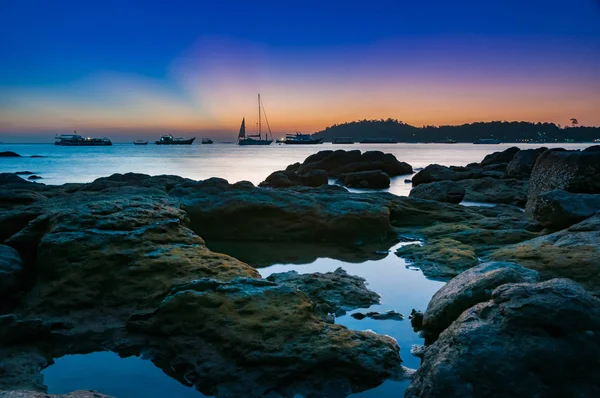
left=43, top=351, right=205, bottom=397
left=257, top=242, right=445, bottom=396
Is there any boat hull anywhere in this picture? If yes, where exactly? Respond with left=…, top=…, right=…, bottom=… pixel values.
left=283, top=138, right=324, bottom=145
left=238, top=139, right=273, bottom=146
left=155, top=137, right=196, bottom=145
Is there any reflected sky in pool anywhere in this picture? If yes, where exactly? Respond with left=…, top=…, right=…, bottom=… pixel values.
left=43, top=351, right=206, bottom=397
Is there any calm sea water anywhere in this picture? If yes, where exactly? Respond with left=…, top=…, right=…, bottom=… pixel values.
left=6, top=142, right=590, bottom=397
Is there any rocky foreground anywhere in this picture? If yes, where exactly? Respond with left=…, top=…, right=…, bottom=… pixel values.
left=1, top=146, right=600, bottom=397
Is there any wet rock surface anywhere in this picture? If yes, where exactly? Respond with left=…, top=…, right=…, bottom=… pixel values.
left=409, top=181, right=465, bottom=204
left=351, top=310, right=404, bottom=321
left=506, top=147, right=547, bottom=178
left=259, top=169, right=328, bottom=188
left=421, top=262, right=539, bottom=341
left=0, top=246, right=23, bottom=305
left=406, top=279, right=600, bottom=398
left=0, top=391, right=114, bottom=398
left=0, top=151, right=21, bottom=157
left=456, top=177, right=528, bottom=206
left=266, top=267, right=380, bottom=318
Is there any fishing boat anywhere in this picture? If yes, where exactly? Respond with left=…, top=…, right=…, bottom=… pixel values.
left=133, top=140, right=148, bottom=145
left=238, top=94, right=273, bottom=146
left=55, top=132, right=112, bottom=146
left=359, top=137, right=397, bottom=144
left=201, top=138, right=214, bottom=144
left=155, top=134, right=195, bottom=145
left=281, top=133, right=324, bottom=145
left=473, top=138, right=500, bottom=144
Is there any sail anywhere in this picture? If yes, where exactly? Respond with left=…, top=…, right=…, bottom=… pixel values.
left=238, top=118, right=246, bottom=138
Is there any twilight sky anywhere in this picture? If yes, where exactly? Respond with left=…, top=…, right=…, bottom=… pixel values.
left=1, top=0, right=599, bottom=142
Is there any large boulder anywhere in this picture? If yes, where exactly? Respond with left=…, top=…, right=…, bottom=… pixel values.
left=172, top=178, right=395, bottom=243
left=411, top=164, right=504, bottom=186
left=492, top=212, right=600, bottom=294
left=421, top=262, right=539, bottom=341
left=506, top=147, right=547, bottom=178
left=526, top=146, right=600, bottom=215
left=532, top=189, right=600, bottom=229
left=406, top=279, right=600, bottom=398
left=341, top=170, right=391, bottom=189
left=293, top=150, right=412, bottom=177
left=409, top=181, right=465, bottom=204
left=259, top=169, right=328, bottom=188
left=267, top=267, right=381, bottom=318
left=0, top=174, right=28, bottom=186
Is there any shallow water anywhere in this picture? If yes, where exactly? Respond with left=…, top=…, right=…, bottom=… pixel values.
left=42, top=351, right=204, bottom=397
left=0, top=142, right=589, bottom=197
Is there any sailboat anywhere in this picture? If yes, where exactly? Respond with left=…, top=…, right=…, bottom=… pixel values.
left=238, top=94, right=273, bottom=145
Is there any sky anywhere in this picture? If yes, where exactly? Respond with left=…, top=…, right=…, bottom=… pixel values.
left=1, top=0, right=599, bottom=142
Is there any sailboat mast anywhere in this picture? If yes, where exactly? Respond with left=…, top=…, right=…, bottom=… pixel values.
left=258, top=93, right=261, bottom=140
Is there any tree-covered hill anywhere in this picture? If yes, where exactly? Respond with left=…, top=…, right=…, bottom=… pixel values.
left=312, top=119, right=600, bottom=143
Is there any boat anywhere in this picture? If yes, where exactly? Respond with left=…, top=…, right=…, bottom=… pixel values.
left=333, top=137, right=354, bottom=144
left=359, top=137, right=397, bottom=144
left=433, top=138, right=458, bottom=144
left=473, top=138, right=500, bottom=144
left=133, top=140, right=148, bottom=145
left=281, top=133, right=324, bottom=145
left=238, top=94, right=273, bottom=146
left=55, top=132, right=112, bottom=146
left=155, top=134, right=195, bottom=145
left=201, top=138, right=214, bottom=144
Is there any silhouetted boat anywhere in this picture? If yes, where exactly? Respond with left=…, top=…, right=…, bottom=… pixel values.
left=133, top=140, right=148, bottom=145
left=55, top=132, right=112, bottom=146
left=333, top=137, right=354, bottom=144
left=359, top=137, right=397, bottom=144
left=473, top=138, right=500, bottom=144
left=281, top=133, right=324, bottom=145
left=238, top=94, right=273, bottom=146
left=201, top=138, right=214, bottom=144
left=156, top=134, right=195, bottom=145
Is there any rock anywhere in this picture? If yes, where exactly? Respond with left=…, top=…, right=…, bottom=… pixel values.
left=266, top=267, right=380, bottom=317
left=492, top=212, right=600, bottom=294
left=341, top=170, right=391, bottom=189
left=410, top=344, right=426, bottom=358
left=79, top=172, right=192, bottom=192
left=506, top=147, right=547, bottom=178
left=26, top=176, right=42, bottom=181
left=0, top=151, right=21, bottom=157
left=14, top=172, right=34, bottom=175
left=409, top=181, right=465, bottom=204
left=172, top=179, right=395, bottom=243
left=479, top=146, right=520, bottom=167
left=29, top=156, right=45, bottom=158
left=128, top=277, right=403, bottom=396
left=0, top=174, right=28, bottom=186
left=409, top=309, right=424, bottom=330
left=396, top=239, right=480, bottom=279
left=0, top=349, right=47, bottom=392
left=293, top=150, right=412, bottom=177
left=0, top=315, right=51, bottom=346
left=0, top=246, right=23, bottom=305
left=532, top=189, right=600, bottom=229
left=259, top=169, right=328, bottom=188
left=411, top=164, right=461, bottom=186
left=456, top=177, right=528, bottom=206
left=526, top=147, right=600, bottom=216
left=0, top=190, right=47, bottom=209
left=421, top=261, right=539, bottom=341
left=404, top=179, right=412, bottom=183
left=406, top=279, right=600, bottom=398
left=351, top=310, right=404, bottom=321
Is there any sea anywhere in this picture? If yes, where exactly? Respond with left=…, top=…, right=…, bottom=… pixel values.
left=1, top=142, right=591, bottom=397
